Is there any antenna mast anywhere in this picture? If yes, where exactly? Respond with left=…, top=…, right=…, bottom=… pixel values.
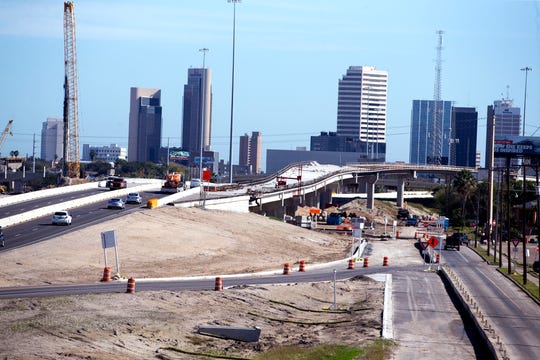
left=430, top=30, right=444, bottom=165
left=63, top=1, right=80, bottom=178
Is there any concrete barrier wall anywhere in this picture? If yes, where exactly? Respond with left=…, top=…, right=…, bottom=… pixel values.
left=173, top=195, right=250, bottom=213
left=0, top=178, right=163, bottom=208
left=0, top=182, right=161, bottom=228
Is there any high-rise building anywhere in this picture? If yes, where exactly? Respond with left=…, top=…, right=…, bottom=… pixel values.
left=336, top=66, right=387, bottom=161
left=182, top=68, right=212, bottom=158
left=128, top=87, right=162, bottom=163
left=41, top=118, right=63, bottom=162
left=486, top=99, right=521, bottom=169
left=409, top=100, right=453, bottom=165
left=450, top=107, right=478, bottom=167
left=238, top=131, right=262, bottom=174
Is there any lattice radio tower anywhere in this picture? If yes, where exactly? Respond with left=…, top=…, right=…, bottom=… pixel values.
left=430, top=30, right=444, bottom=165
left=63, top=1, right=80, bottom=178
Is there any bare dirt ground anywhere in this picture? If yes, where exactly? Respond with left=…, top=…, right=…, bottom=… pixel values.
left=0, top=202, right=419, bottom=359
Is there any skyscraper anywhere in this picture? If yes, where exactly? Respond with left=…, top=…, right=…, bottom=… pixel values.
left=128, top=87, right=162, bottom=163
left=336, top=66, right=387, bottom=161
left=41, top=118, right=63, bottom=162
left=409, top=100, right=453, bottom=165
left=450, top=107, right=478, bottom=167
left=485, top=99, right=521, bottom=169
left=182, top=68, right=212, bottom=158
left=238, top=131, right=262, bottom=174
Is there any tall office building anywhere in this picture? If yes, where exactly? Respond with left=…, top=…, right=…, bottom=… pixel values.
left=336, top=66, right=387, bottom=161
left=409, top=100, right=453, bottom=165
left=182, top=68, right=212, bottom=158
left=238, top=131, right=262, bottom=174
left=450, top=107, right=478, bottom=167
left=485, top=99, right=521, bottom=169
left=41, top=118, right=63, bottom=162
left=128, top=87, right=162, bottom=163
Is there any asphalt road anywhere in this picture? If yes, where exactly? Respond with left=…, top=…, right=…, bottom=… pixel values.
left=0, top=189, right=167, bottom=251
left=444, top=246, right=540, bottom=360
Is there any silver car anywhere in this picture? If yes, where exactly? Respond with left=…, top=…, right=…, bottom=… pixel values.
left=107, top=198, right=125, bottom=209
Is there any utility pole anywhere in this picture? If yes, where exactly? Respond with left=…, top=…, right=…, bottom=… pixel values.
left=227, top=0, right=240, bottom=184
left=32, top=133, right=36, bottom=173
left=520, top=66, right=532, bottom=136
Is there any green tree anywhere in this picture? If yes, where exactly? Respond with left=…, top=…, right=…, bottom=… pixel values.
left=452, top=169, right=477, bottom=229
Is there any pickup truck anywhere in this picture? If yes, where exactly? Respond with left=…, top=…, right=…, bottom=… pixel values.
left=444, top=233, right=461, bottom=250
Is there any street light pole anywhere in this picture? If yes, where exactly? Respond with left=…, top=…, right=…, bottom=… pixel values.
left=520, top=66, right=532, bottom=136
left=199, top=47, right=209, bottom=208
left=227, top=0, right=240, bottom=184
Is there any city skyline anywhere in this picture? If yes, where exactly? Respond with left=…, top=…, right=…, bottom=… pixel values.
left=0, top=0, right=538, bottom=170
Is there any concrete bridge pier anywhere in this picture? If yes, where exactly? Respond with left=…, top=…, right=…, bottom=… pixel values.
left=365, top=173, right=379, bottom=210
left=396, top=171, right=416, bottom=208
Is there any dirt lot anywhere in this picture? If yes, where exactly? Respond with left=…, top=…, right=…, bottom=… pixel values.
left=0, top=204, right=410, bottom=359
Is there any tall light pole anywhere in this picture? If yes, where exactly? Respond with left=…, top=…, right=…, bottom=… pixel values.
left=227, top=0, right=240, bottom=184
left=520, top=66, right=532, bottom=136
left=199, top=48, right=209, bottom=207
left=199, top=48, right=209, bottom=182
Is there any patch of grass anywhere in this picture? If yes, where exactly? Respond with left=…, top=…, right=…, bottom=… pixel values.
left=472, top=245, right=496, bottom=264
left=254, top=339, right=395, bottom=360
left=498, top=268, right=540, bottom=301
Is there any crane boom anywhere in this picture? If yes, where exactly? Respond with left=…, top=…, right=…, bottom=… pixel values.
left=63, top=1, right=80, bottom=178
left=0, top=120, right=14, bottom=157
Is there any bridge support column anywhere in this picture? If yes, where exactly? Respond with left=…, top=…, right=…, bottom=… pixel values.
left=365, top=174, right=379, bottom=210
left=396, top=171, right=416, bottom=208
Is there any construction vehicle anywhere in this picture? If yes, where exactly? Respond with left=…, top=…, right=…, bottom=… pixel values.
left=161, top=173, right=185, bottom=193
left=0, top=120, right=14, bottom=157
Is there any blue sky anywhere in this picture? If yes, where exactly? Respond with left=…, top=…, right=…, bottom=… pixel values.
left=0, top=0, right=538, bottom=170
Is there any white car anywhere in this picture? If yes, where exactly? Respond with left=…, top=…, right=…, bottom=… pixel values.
left=52, top=210, right=72, bottom=225
left=126, top=192, right=142, bottom=204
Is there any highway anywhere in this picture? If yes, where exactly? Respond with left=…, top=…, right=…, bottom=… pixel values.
left=0, top=188, right=167, bottom=251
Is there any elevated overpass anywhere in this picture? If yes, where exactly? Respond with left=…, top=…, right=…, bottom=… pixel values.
left=170, top=162, right=475, bottom=218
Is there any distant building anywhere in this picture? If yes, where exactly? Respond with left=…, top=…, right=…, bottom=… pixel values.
left=128, top=87, right=162, bottom=163
left=336, top=66, right=387, bottom=161
left=82, top=144, right=126, bottom=162
left=486, top=99, right=521, bottom=169
left=41, top=117, right=63, bottom=162
left=409, top=99, right=453, bottom=165
left=238, top=131, right=262, bottom=174
left=310, top=131, right=386, bottom=161
left=182, top=68, right=212, bottom=159
left=450, top=107, right=478, bottom=167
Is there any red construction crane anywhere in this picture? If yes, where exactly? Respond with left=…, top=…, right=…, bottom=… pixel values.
left=63, top=1, right=80, bottom=178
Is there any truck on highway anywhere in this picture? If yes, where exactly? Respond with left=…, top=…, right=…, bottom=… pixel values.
left=107, top=177, right=127, bottom=191
left=161, top=173, right=185, bottom=193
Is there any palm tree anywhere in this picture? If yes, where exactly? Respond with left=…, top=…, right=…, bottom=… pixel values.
left=453, top=169, right=477, bottom=230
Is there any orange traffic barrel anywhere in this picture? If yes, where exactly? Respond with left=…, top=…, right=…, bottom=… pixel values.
left=126, top=277, right=136, bottom=293
left=347, top=259, right=355, bottom=270
left=363, top=257, right=369, bottom=268
left=147, top=198, right=158, bottom=209
left=298, top=260, right=306, bottom=272
left=214, top=277, right=223, bottom=291
left=383, top=256, right=389, bottom=266
left=283, top=263, right=291, bottom=275
left=396, top=230, right=400, bottom=238
left=101, top=267, right=111, bottom=282
left=415, top=231, right=418, bottom=239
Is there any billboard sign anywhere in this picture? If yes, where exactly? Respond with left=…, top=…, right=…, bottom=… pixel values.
left=494, top=136, right=540, bottom=157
